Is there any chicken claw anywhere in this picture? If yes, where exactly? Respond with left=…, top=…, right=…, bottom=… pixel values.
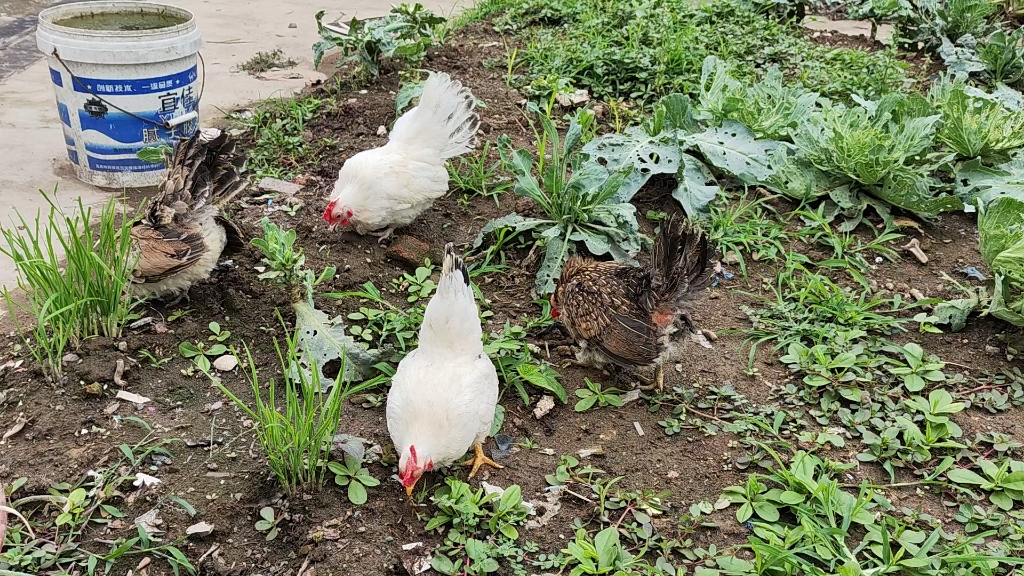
left=635, top=363, right=665, bottom=393
left=372, top=227, right=396, bottom=244
left=162, top=291, right=191, bottom=308
left=461, top=443, right=503, bottom=479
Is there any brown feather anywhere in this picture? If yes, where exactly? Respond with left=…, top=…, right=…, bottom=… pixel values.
left=130, top=224, right=205, bottom=283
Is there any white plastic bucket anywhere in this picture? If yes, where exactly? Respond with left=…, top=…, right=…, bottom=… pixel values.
left=36, top=1, right=203, bottom=189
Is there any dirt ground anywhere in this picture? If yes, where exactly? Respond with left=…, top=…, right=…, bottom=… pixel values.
left=0, top=20, right=1021, bottom=576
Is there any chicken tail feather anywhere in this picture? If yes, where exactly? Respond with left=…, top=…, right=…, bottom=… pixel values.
left=654, top=212, right=713, bottom=310
left=441, top=242, right=470, bottom=287
left=389, top=71, right=480, bottom=160
left=419, top=242, right=482, bottom=356
left=153, top=129, right=247, bottom=220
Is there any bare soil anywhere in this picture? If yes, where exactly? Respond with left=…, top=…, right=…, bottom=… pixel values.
left=1, top=21, right=1021, bottom=576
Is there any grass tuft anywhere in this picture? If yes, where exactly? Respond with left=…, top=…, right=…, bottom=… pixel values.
left=0, top=189, right=138, bottom=377
left=208, top=314, right=372, bottom=495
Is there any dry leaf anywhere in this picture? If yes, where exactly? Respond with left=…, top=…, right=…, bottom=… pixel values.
left=134, top=509, right=165, bottom=538
left=2, top=417, right=27, bottom=443
left=186, top=521, right=215, bottom=537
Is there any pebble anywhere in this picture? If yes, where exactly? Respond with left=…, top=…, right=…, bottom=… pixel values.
left=377, top=125, right=388, bottom=137
left=213, top=355, right=239, bottom=372
left=257, top=177, right=304, bottom=196
left=207, top=462, right=219, bottom=471
left=62, top=353, right=80, bottom=364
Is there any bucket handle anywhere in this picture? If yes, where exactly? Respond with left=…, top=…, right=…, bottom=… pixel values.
left=51, top=48, right=206, bottom=132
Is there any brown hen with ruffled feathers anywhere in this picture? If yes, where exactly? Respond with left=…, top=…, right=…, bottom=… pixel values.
left=130, top=129, right=246, bottom=302
left=549, top=213, right=713, bottom=391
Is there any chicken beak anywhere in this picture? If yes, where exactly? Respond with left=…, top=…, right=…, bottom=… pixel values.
left=405, top=481, right=416, bottom=497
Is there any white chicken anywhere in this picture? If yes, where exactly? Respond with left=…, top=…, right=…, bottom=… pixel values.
left=386, top=242, right=501, bottom=495
left=322, top=71, right=480, bottom=243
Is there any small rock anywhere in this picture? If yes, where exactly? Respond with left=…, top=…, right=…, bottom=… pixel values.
left=556, top=88, right=590, bottom=107
left=207, top=462, right=219, bottom=471
left=494, top=434, right=514, bottom=451
left=62, top=353, right=80, bottom=364
left=117, top=341, right=128, bottom=352
left=385, top=236, right=430, bottom=268
left=667, top=470, right=680, bottom=479
left=577, top=446, right=603, bottom=458
left=533, top=395, right=555, bottom=419
left=213, top=355, right=239, bottom=372
left=986, top=345, right=1000, bottom=355
left=288, top=22, right=297, bottom=28
left=257, top=177, right=304, bottom=196
left=377, top=125, right=388, bottom=137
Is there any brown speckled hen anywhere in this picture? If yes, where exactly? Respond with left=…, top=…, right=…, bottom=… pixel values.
left=130, top=129, right=246, bottom=303
left=549, top=213, right=713, bottom=391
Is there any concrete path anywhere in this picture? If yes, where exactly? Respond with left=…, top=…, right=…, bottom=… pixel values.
left=0, top=0, right=466, bottom=291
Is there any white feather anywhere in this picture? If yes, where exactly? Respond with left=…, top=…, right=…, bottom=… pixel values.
left=386, top=251, right=497, bottom=473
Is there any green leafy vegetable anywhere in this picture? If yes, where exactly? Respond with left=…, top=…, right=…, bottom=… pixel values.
left=978, top=196, right=1024, bottom=325
left=474, top=110, right=642, bottom=294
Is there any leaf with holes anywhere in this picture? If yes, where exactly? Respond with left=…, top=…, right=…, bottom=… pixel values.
left=688, top=120, right=781, bottom=184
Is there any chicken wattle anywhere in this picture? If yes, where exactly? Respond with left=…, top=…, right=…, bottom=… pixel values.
left=386, top=243, right=502, bottom=496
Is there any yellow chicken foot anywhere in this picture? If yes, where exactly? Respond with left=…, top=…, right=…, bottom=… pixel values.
left=461, top=443, right=504, bottom=479
left=372, top=227, right=396, bottom=244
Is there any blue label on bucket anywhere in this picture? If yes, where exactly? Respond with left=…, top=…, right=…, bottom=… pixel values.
left=57, top=101, right=71, bottom=127
left=49, top=67, right=63, bottom=88
left=72, top=66, right=198, bottom=96
left=67, top=148, right=79, bottom=165
left=78, top=108, right=194, bottom=173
